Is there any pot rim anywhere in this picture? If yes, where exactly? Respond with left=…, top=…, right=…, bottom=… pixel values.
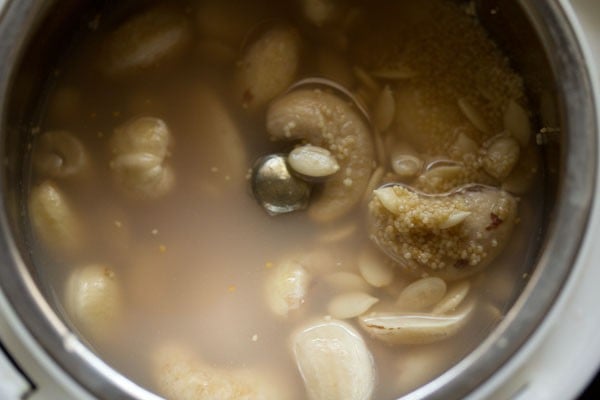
left=0, top=0, right=596, bottom=399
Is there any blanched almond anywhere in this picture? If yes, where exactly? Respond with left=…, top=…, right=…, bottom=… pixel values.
left=292, top=320, right=375, bottom=400
left=373, top=85, right=396, bottom=132
left=327, top=292, right=379, bottom=319
left=359, top=302, right=474, bottom=345
left=504, top=100, right=531, bottom=146
left=358, top=245, right=395, bottom=287
left=432, top=281, right=470, bottom=314
left=396, top=277, right=447, bottom=311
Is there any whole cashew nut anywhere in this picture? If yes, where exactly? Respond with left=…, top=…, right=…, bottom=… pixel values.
left=267, top=88, right=375, bottom=222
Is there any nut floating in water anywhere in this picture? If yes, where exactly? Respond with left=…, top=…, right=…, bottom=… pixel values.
left=292, top=320, right=375, bottom=400
left=327, top=292, right=379, bottom=319
left=28, top=181, right=82, bottom=254
left=359, top=302, right=475, bottom=345
left=102, top=5, right=191, bottom=76
left=264, top=259, right=311, bottom=317
left=153, top=342, right=288, bottom=400
left=33, top=130, right=88, bottom=178
left=65, top=264, right=122, bottom=337
left=369, top=184, right=518, bottom=280
left=251, top=154, right=311, bottom=215
left=396, top=277, right=447, bottom=312
left=110, top=116, right=174, bottom=198
left=234, top=25, right=301, bottom=110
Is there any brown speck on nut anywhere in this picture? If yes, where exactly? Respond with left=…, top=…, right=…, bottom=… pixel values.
left=486, top=213, right=503, bottom=231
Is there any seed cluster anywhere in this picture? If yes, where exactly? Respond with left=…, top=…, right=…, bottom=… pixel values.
left=369, top=186, right=514, bottom=275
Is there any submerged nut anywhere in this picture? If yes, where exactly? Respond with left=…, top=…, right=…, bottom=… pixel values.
left=448, top=132, right=479, bottom=160
left=184, top=85, right=248, bottom=182
left=504, top=100, right=531, bottom=147
left=457, top=98, right=491, bottom=134
left=369, top=184, right=518, bottom=280
left=153, top=342, right=286, bottom=400
left=65, top=264, right=122, bottom=337
left=33, top=130, right=88, bottom=178
left=29, top=181, right=82, bottom=254
left=373, top=85, right=396, bottom=132
left=110, top=116, right=174, bottom=198
left=292, top=320, right=375, bottom=400
left=432, top=281, right=471, bottom=314
left=252, top=154, right=311, bottom=215
left=358, top=245, right=394, bottom=288
left=288, top=144, right=340, bottom=180
left=235, top=25, right=301, bottom=110
left=327, top=292, right=379, bottom=319
left=323, top=271, right=371, bottom=293
left=264, top=259, right=311, bottom=317
left=396, top=277, right=447, bottom=312
left=359, top=302, right=474, bottom=345
left=388, top=142, right=423, bottom=180
left=483, top=136, right=520, bottom=181
left=267, top=87, right=375, bottom=222
left=102, top=5, right=191, bottom=76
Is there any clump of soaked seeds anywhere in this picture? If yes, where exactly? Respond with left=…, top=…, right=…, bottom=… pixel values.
left=369, top=184, right=518, bottom=280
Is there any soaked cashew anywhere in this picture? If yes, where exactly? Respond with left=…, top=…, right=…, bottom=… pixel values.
left=292, top=320, right=375, bottom=400
left=264, top=259, right=311, bottom=317
left=102, top=5, right=191, bottom=76
left=359, top=302, right=474, bottom=345
left=369, top=184, right=518, bottom=280
left=110, top=117, right=174, bottom=198
left=33, top=131, right=88, bottom=178
left=153, top=342, right=288, bottom=400
left=267, top=88, right=375, bottom=222
left=234, top=25, right=301, bottom=110
left=29, top=181, right=82, bottom=254
left=65, top=264, right=122, bottom=337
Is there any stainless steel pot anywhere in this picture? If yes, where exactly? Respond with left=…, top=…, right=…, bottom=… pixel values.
left=0, top=0, right=596, bottom=399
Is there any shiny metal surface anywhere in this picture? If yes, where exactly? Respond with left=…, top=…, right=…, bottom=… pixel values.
left=251, top=153, right=312, bottom=215
left=0, top=1, right=596, bottom=399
